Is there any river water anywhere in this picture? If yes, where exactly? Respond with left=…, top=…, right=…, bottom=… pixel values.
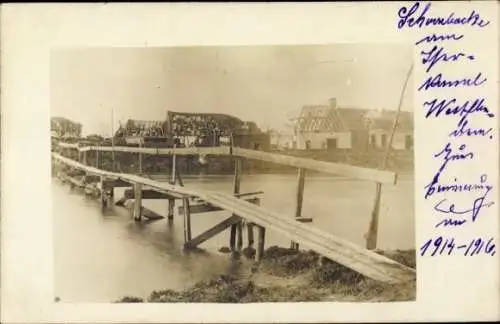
left=54, top=173, right=415, bottom=302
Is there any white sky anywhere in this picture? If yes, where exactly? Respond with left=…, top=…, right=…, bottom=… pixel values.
left=51, top=44, right=413, bottom=136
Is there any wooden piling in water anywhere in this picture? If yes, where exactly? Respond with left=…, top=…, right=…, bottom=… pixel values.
left=175, top=167, right=184, bottom=187
left=236, top=222, right=243, bottom=252
left=133, top=182, right=143, bottom=222
left=229, top=226, right=236, bottom=250
left=291, top=168, right=306, bottom=250
left=247, top=223, right=254, bottom=247
left=139, top=142, right=143, bottom=174
left=170, top=145, right=177, bottom=184
left=167, top=150, right=176, bottom=224
left=108, top=185, right=114, bottom=206
left=366, top=183, right=382, bottom=250
left=168, top=198, right=175, bottom=223
left=99, top=176, right=107, bottom=211
left=182, top=197, right=192, bottom=244
left=230, top=158, right=242, bottom=251
left=256, top=226, right=266, bottom=261
left=233, top=158, right=242, bottom=193
left=247, top=198, right=259, bottom=248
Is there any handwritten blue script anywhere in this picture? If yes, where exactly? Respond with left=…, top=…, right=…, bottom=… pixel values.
left=418, top=72, right=487, bottom=91
left=434, top=142, right=474, bottom=173
left=424, top=97, right=494, bottom=122
left=449, top=118, right=493, bottom=138
left=401, top=0, right=496, bottom=261
left=398, top=2, right=490, bottom=29
left=415, top=33, right=464, bottom=46
left=424, top=143, right=475, bottom=199
left=421, top=45, right=474, bottom=72
left=425, top=174, right=493, bottom=199
left=433, top=187, right=494, bottom=227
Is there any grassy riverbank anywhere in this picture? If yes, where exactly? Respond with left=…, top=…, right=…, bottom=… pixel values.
left=116, top=246, right=416, bottom=303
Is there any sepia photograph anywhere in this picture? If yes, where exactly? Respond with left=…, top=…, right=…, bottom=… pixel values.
left=50, top=44, right=416, bottom=304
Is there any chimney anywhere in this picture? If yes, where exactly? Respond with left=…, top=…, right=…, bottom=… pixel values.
left=329, top=98, right=337, bottom=109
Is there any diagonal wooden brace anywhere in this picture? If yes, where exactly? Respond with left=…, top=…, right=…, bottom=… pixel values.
left=184, top=215, right=241, bottom=249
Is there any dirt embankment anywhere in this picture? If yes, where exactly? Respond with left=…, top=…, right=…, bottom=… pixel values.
left=116, top=246, right=416, bottom=303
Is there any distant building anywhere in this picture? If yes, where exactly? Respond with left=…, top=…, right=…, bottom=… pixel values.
left=294, top=98, right=414, bottom=151
left=114, top=111, right=270, bottom=150
left=294, top=98, right=366, bottom=151
left=165, top=111, right=270, bottom=150
left=364, top=109, right=414, bottom=151
left=114, top=119, right=168, bottom=146
left=269, top=131, right=295, bottom=150
left=51, top=117, right=83, bottom=138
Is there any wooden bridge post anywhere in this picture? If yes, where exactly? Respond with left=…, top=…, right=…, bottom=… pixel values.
left=166, top=145, right=178, bottom=225
left=256, top=226, right=266, bottom=261
left=133, top=182, right=143, bottom=222
left=247, top=223, right=255, bottom=247
left=96, top=151, right=100, bottom=169
left=167, top=199, right=175, bottom=223
left=170, top=145, right=177, bottom=184
left=182, top=197, right=192, bottom=244
left=139, top=140, right=142, bottom=174
left=83, top=150, right=88, bottom=165
left=291, top=168, right=306, bottom=250
left=366, top=183, right=382, bottom=250
left=108, top=183, right=114, bottom=206
left=236, top=222, right=243, bottom=252
left=246, top=198, right=260, bottom=249
left=230, top=158, right=242, bottom=251
left=229, top=224, right=237, bottom=251
left=99, top=176, right=107, bottom=212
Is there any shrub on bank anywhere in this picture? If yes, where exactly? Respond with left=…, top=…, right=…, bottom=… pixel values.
left=312, top=258, right=365, bottom=286
left=260, top=246, right=319, bottom=276
left=115, top=296, right=144, bottom=303
left=374, top=249, right=416, bottom=269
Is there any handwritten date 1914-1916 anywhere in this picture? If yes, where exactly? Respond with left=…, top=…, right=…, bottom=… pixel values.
left=420, top=236, right=496, bottom=257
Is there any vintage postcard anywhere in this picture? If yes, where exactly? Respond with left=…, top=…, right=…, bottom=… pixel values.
left=1, top=2, right=499, bottom=323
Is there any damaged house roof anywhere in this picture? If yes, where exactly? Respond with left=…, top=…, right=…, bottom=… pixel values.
left=295, top=105, right=413, bottom=133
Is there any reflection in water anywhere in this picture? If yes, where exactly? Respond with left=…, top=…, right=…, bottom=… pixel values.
left=54, top=173, right=414, bottom=302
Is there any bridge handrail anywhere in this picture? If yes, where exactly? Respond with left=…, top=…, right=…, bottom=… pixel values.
left=232, top=147, right=396, bottom=185
left=56, top=143, right=396, bottom=184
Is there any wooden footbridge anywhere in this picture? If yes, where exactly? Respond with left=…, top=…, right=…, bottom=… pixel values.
left=53, top=143, right=415, bottom=284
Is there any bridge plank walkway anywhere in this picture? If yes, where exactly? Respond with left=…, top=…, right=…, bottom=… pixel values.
left=52, top=153, right=415, bottom=284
